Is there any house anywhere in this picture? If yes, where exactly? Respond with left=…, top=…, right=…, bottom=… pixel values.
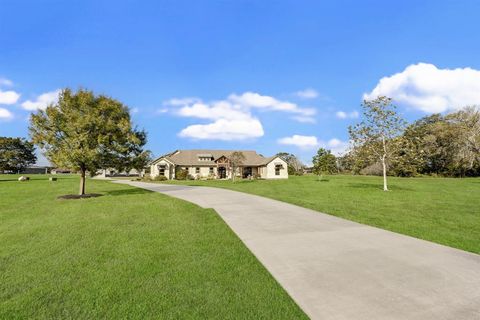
left=150, top=149, right=288, bottom=180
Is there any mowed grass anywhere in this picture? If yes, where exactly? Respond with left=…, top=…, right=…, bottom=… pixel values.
left=0, top=175, right=307, bottom=319
left=164, top=175, right=480, bottom=254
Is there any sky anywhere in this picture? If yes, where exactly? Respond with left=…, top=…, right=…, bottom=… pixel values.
left=1, top=0, right=480, bottom=165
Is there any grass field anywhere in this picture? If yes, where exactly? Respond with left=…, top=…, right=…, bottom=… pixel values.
left=164, top=175, right=480, bottom=254
left=0, top=175, right=307, bottom=319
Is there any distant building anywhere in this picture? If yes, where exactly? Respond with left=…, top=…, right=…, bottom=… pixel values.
left=150, top=149, right=288, bottom=180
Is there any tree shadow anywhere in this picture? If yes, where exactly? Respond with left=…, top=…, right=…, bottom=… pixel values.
left=104, top=188, right=153, bottom=196
left=347, top=183, right=413, bottom=191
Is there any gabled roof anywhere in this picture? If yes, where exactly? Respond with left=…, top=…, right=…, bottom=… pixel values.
left=151, top=149, right=276, bottom=166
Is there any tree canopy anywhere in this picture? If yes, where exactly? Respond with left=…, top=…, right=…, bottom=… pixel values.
left=342, top=102, right=480, bottom=178
left=0, top=137, right=37, bottom=173
left=312, top=148, right=337, bottom=175
left=349, top=96, right=406, bottom=190
left=29, top=88, right=148, bottom=195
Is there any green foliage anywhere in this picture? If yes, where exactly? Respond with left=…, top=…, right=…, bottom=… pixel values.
left=29, top=88, right=147, bottom=194
left=312, top=148, right=337, bottom=175
left=345, top=105, right=480, bottom=178
left=349, top=96, right=406, bottom=190
left=0, top=137, right=37, bottom=173
left=153, top=175, right=167, bottom=181
left=175, top=167, right=188, bottom=180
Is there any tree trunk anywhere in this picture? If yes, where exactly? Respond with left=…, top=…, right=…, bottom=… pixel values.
left=79, top=169, right=86, bottom=195
left=381, top=155, right=388, bottom=191
left=381, top=136, right=388, bottom=191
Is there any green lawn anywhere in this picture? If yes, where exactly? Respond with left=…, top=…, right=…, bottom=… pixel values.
left=0, top=175, right=307, bottom=319
left=163, top=175, right=480, bottom=254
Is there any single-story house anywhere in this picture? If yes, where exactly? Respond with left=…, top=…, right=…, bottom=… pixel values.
left=150, top=149, right=288, bottom=180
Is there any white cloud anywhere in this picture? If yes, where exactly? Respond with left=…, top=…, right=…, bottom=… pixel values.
left=0, top=89, right=20, bottom=105
left=295, top=88, right=318, bottom=99
left=131, top=107, right=139, bottom=114
left=0, top=78, right=13, bottom=87
left=21, top=89, right=60, bottom=111
left=321, top=138, right=349, bottom=156
left=292, top=115, right=316, bottom=123
left=166, top=91, right=317, bottom=140
left=177, top=101, right=251, bottom=121
left=335, top=110, right=359, bottom=119
left=0, top=107, right=14, bottom=120
left=364, top=63, right=480, bottom=113
left=228, top=92, right=315, bottom=118
left=278, top=135, right=319, bottom=149
left=164, top=97, right=200, bottom=106
left=179, top=118, right=264, bottom=141
left=278, top=135, right=349, bottom=155
left=156, top=108, right=168, bottom=114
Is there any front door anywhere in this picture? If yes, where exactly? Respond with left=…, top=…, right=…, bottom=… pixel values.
left=218, top=166, right=226, bottom=179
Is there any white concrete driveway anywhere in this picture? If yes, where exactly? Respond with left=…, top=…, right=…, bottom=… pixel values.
left=114, top=180, right=480, bottom=320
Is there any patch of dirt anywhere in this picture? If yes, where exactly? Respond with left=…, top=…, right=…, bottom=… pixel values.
left=57, top=193, right=103, bottom=200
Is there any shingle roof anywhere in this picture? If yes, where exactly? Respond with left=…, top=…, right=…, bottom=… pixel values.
left=152, top=149, right=278, bottom=166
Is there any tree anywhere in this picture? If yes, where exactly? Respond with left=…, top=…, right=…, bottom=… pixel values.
left=312, top=148, right=337, bottom=177
left=229, top=151, right=246, bottom=182
left=30, top=88, right=146, bottom=195
left=276, top=152, right=304, bottom=175
left=349, top=96, right=406, bottom=191
left=447, top=106, right=480, bottom=175
left=0, top=137, right=37, bottom=173
left=112, top=130, right=151, bottom=177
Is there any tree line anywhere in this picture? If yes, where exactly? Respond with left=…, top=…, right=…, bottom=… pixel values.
left=311, top=96, right=480, bottom=190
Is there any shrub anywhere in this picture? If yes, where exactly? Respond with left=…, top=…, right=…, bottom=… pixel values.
left=175, top=168, right=188, bottom=180
left=153, top=175, right=167, bottom=181
left=187, top=174, right=195, bottom=180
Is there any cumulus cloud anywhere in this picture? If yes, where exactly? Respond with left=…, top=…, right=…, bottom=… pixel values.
left=335, top=110, right=359, bottom=119
left=21, top=89, right=60, bottom=111
left=179, top=118, right=264, bottom=141
left=296, top=88, right=318, bottom=99
left=278, top=135, right=319, bottom=149
left=278, top=135, right=349, bottom=155
left=0, top=89, right=20, bottom=105
left=0, top=107, right=14, bottom=120
left=364, top=63, right=480, bottom=113
left=165, top=91, right=316, bottom=140
left=0, top=78, right=13, bottom=87
left=321, top=138, right=349, bottom=155
left=228, top=92, right=315, bottom=118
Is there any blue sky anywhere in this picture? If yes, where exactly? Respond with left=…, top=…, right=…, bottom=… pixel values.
left=1, top=0, right=480, bottom=165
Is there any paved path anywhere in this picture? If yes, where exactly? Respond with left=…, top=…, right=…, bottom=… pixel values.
left=114, top=180, right=480, bottom=320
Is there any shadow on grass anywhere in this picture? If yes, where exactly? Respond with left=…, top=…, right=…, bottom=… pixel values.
left=347, top=183, right=413, bottom=191
left=104, top=188, right=153, bottom=196
left=0, top=178, right=21, bottom=182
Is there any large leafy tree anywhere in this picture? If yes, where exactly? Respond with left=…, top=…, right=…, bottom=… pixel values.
left=30, top=88, right=146, bottom=195
left=312, top=148, right=337, bottom=175
left=349, top=96, right=406, bottom=191
left=0, top=137, right=37, bottom=173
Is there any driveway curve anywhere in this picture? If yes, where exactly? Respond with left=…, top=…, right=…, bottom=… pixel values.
left=114, top=180, right=480, bottom=320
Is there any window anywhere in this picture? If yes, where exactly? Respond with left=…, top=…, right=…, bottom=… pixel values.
left=159, top=165, right=166, bottom=176
left=195, top=167, right=200, bottom=174
left=209, top=167, right=214, bottom=174
left=275, top=165, right=282, bottom=176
